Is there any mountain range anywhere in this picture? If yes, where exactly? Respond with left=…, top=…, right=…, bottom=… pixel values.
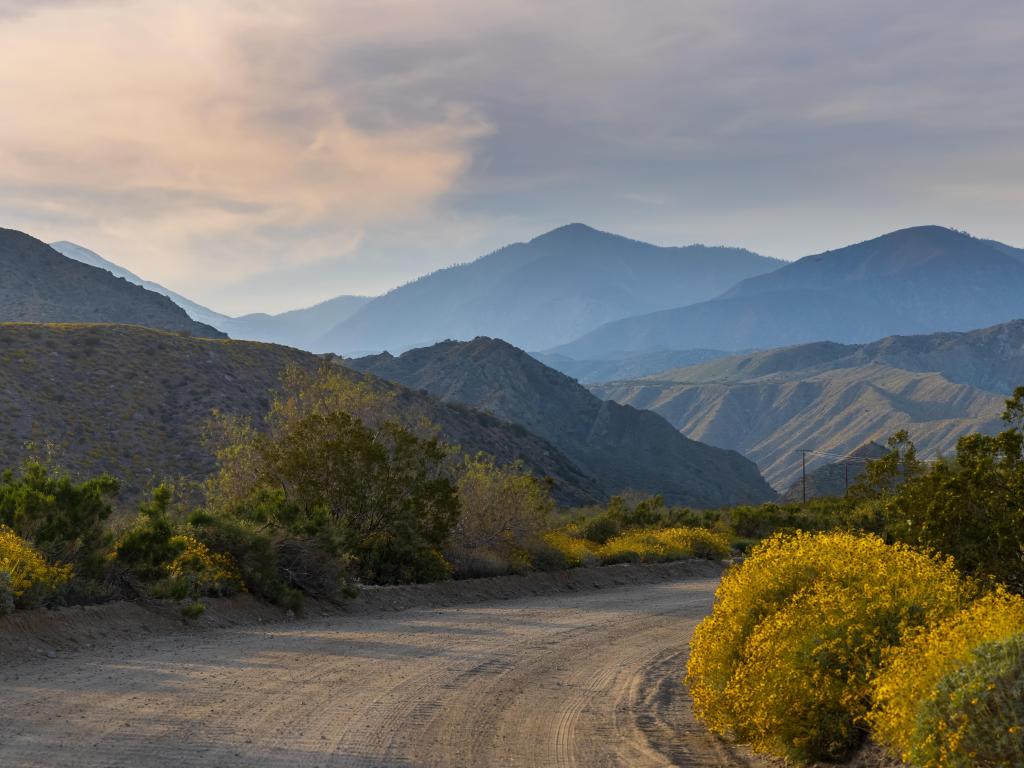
left=592, top=320, right=1024, bottom=490
left=346, top=337, right=776, bottom=507
left=554, top=226, right=1024, bottom=359
left=321, top=223, right=782, bottom=354
left=1, top=229, right=222, bottom=337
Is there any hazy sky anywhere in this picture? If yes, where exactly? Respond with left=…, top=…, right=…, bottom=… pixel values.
left=2, top=0, right=1023, bottom=314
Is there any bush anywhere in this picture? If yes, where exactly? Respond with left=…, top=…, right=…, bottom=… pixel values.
left=448, top=454, right=554, bottom=577
left=597, top=527, right=730, bottom=564
left=0, top=524, right=72, bottom=609
left=542, top=530, right=596, bottom=568
left=871, top=589, right=1024, bottom=767
left=0, top=461, right=118, bottom=582
left=160, top=535, right=244, bottom=600
left=207, top=366, right=460, bottom=585
left=686, top=532, right=971, bottom=763
left=186, top=510, right=306, bottom=612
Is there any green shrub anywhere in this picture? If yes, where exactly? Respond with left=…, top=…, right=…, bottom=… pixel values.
left=686, top=532, right=971, bottom=763
left=0, top=461, right=118, bottom=582
left=112, top=486, right=183, bottom=583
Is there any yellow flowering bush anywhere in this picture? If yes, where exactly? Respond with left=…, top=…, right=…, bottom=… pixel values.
left=0, top=525, right=72, bottom=611
left=543, top=526, right=730, bottom=567
left=597, top=527, right=731, bottom=563
left=871, top=589, right=1024, bottom=767
left=686, top=532, right=970, bottom=763
left=161, top=535, right=244, bottom=600
left=542, top=530, right=597, bottom=567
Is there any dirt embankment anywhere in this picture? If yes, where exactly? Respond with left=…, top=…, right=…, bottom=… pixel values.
left=0, top=559, right=722, bottom=666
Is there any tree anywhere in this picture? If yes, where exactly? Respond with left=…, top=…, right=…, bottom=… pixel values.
left=206, top=364, right=460, bottom=584
left=879, top=389, right=1024, bottom=591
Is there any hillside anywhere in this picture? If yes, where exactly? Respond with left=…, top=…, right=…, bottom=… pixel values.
left=534, top=348, right=730, bottom=384
left=0, top=324, right=601, bottom=507
left=346, top=337, right=776, bottom=508
left=591, top=321, right=1024, bottom=489
left=780, top=442, right=889, bottom=502
left=554, top=226, right=1024, bottom=358
left=321, top=223, right=782, bottom=354
left=1, top=230, right=223, bottom=337
left=51, top=241, right=372, bottom=350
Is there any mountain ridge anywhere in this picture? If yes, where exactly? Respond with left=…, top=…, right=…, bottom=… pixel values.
left=320, top=223, right=783, bottom=354
left=346, top=336, right=776, bottom=507
left=554, top=226, right=1024, bottom=359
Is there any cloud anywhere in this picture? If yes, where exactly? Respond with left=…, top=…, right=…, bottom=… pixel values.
left=2, top=0, right=1024, bottom=312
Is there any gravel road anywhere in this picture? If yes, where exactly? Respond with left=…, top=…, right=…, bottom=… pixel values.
left=0, top=575, right=763, bottom=767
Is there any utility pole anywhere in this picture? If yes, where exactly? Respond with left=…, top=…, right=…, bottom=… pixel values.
left=801, top=449, right=807, bottom=504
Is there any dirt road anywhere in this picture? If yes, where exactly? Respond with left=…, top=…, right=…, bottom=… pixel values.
left=0, top=573, right=762, bottom=767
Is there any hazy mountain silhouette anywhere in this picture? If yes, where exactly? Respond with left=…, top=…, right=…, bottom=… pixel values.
left=555, top=226, right=1024, bottom=358
left=1, top=229, right=222, bottom=336
left=320, top=223, right=782, bottom=354
left=347, top=337, right=776, bottom=507
left=52, top=240, right=371, bottom=350
left=593, top=320, right=1024, bottom=489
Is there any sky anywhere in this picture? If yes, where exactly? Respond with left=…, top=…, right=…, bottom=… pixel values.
left=2, top=0, right=1024, bottom=315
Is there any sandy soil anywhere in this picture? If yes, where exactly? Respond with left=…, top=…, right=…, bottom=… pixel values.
left=0, top=562, right=764, bottom=767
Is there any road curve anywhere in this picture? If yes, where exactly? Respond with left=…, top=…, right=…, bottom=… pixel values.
left=0, top=577, right=764, bottom=767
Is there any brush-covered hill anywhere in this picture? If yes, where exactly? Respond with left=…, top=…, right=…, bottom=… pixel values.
left=1, top=229, right=223, bottom=337
left=592, top=321, right=1024, bottom=490
left=0, top=324, right=601, bottom=507
left=555, top=226, right=1024, bottom=358
left=321, top=224, right=781, bottom=354
left=51, top=241, right=372, bottom=350
left=346, top=337, right=776, bottom=507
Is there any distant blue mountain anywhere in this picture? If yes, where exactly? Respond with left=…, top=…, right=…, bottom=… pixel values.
left=320, top=223, right=782, bottom=354
left=553, top=226, right=1024, bottom=358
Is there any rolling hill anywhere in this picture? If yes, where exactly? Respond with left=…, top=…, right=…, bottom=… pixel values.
left=554, top=226, right=1024, bottom=359
left=0, top=324, right=602, bottom=507
left=346, top=337, right=776, bottom=508
left=51, top=241, right=372, bottom=350
left=591, top=321, right=1024, bottom=490
left=0, top=229, right=223, bottom=337
left=320, top=223, right=782, bottom=354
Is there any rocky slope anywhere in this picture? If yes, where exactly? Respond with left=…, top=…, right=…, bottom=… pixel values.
left=1, top=229, right=222, bottom=337
left=347, top=338, right=776, bottom=507
left=555, top=226, right=1024, bottom=358
left=0, top=324, right=600, bottom=507
left=591, top=322, right=1024, bottom=490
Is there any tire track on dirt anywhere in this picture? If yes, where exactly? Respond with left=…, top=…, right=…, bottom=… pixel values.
left=0, top=574, right=767, bottom=767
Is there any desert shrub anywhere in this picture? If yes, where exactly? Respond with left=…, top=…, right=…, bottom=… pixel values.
left=597, top=527, right=730, bottom=564
left=158, top=535, right=244, bottom=600
left=542, top=530, right=595, bottom=567
left=0, top=525, right=72, bottom=609
left=186, top=510, right=305, bottom=612
left=207, top=365, right=459, bottom=585
left=448, top=454, right=554, bottom=577
left=865, top=392, right=1024, bottom=592
left=112, top=485, right=183, bottom=583
left=687, top=532, right=971, bottom=763
left=871, top=589, right=1024, bottom=767
left=581, top=514, right=620, bottom=544
left=0, top=461, right=118, bottom=581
